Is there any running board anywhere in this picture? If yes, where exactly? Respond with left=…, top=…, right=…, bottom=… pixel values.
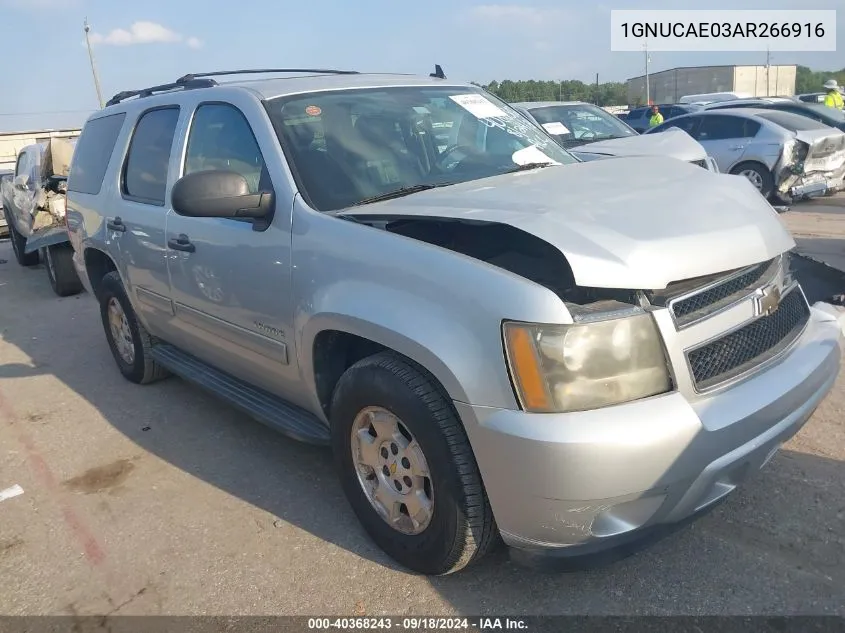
left=150, top=344, right=331, bottom=445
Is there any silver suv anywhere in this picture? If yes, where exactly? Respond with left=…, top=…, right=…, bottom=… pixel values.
left=66, top=68, right=842, bottom=575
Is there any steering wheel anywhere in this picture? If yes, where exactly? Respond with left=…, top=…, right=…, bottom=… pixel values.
left=435, top=144, right=472, bottom=169
left=576, top=128, right=597, bottom=140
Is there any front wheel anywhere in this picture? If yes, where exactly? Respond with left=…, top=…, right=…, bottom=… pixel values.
left=731, top=162, right=775, bottom=199
left=330, top=352, right=497, bottom=575
left=5, top=210, right=39, bottom=267
left=98, top=271, right=170, bottom=385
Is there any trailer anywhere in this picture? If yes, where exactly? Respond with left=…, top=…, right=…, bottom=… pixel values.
left=0, top=138, right=83, bottom=296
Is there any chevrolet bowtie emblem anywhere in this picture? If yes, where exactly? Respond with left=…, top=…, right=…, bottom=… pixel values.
left=756, top=283, right=782, bottom=317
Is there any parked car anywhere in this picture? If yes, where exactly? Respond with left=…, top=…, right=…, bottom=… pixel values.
left=67, top=67, right=841, bottom=576
left=703, top=98, right=845, bottom=133
left=0, top=169, right=11, bottom=238
left=797, top=92, right=826, bottom=104
left=512, top=101, right=717, bottom=170
left=647, top=109, right=845, bottom=201
left=0, top=140, right=83, bottom=296
left=625, top=103, right=700, bottom=133
left=679, top=91, right=751, bottom=105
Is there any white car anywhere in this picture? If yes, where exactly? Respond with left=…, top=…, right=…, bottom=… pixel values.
left=513, top=101, right=718, bottom=171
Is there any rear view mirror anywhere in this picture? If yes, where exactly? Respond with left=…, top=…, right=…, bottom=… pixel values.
left=171, top=170, right=274, bottom=223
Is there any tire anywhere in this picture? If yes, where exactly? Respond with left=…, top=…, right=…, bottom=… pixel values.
left=330, top=351, right=497, bottom=575
left=98, top=271, right=170, bottom=385
left=44, top=243, right=83, bottom=297
left=730, top=161, right=775, bottom=199
left=4, top=209, right=39, bottom=267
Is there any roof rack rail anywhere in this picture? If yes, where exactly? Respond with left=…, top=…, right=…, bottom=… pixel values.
left=176, top=68, right=360, bottom=83
left=105, top=78, right=217, bottom=107
left=429, top=64, right=446, bottom=79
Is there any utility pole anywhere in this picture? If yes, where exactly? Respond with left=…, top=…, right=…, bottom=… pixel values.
left=559, top=80, right=563, bottom=101
left=644, top=40, right=651, bottom=105
left=595, top=73, right=599, bottom=105
left=84, top=18, right=104, bottom=109
left=765, top=45, right=771, bottom=96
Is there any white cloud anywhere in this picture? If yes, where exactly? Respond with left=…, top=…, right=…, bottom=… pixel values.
left=88, top=21, right=201, bottom=48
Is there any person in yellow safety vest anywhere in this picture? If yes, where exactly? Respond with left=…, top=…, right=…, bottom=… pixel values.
left=823, top=79, right=844, bottom=110
left=648, top=104, right=664, bottom=128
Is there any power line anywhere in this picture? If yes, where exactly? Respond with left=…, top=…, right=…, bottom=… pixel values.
left=0, top=110, right=95, bottom=117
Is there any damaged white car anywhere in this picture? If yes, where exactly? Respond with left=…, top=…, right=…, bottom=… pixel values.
left=512, top=101, right=719, bottom=171
left=647, top=108, right=845, bottom=201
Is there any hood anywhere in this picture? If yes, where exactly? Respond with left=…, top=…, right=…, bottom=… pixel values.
left=570, top=128, right=707, bottom=162
left=340, top=156, right=795, bottom=290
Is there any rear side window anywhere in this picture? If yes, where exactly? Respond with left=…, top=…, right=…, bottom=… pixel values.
left=698, top=115, right=760, bottom=140
left=122, top=107, right=180, bottom=205
left=68, top=113, right=126, bottom=195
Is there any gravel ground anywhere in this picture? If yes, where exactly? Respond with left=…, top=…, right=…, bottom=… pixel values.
left=0, top=232, right=843, bottom=616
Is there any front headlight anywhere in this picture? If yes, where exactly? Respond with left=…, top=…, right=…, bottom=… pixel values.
left=503, top=310, right=672, bottom=413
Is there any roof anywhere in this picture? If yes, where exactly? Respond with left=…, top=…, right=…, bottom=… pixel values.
left=690, top=107, right=784, bottom=118
left=99, top=71, right=470, bottom=113
left=221, top=73, right=464, bottom=100
left=511, top=101, right=588, bottom=109
left=626, top=64, right=797, bottom=82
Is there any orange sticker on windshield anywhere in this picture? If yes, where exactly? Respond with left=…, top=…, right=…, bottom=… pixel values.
left=305, top=105, right=321, bottom=116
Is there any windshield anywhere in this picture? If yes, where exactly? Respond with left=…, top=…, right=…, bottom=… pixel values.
left=526, top=104, right=637, bottom=147
left=757, top=111, right=833, bottom=132
left=264, top=86, right=576, bottom=211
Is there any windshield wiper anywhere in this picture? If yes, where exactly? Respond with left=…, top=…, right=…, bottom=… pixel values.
left=504, top=162, right=555, bottom=174
left=351, top=183, right=451, bottom=206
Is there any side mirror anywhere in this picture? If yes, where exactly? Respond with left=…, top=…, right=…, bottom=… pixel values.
left=171, top=170, right=274, bottom=221
left=13, top=175, right=28, bottom=190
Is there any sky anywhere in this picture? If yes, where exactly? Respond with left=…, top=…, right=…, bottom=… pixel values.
left=0, top=0, right=842, bottom=133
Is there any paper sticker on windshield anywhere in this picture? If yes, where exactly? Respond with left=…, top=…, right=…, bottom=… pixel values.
left=542, top=122, right=570, bottom=135
left=449, top=94, right=505, bottom=119
left=305, top=105, right=322, bottom=116
left=511, top=146, right=560, bottom=167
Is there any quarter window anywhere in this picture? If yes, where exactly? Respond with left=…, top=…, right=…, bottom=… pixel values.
left=122, top=107, right=180, bottom=205
left=184, top=103, right=267, bottom=194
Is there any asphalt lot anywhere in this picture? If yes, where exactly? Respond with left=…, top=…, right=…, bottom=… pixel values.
left=1, top=206, right=844, bottom=616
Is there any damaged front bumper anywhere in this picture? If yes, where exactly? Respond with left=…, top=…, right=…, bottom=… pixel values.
left=455, top=304, right=841, bottom=570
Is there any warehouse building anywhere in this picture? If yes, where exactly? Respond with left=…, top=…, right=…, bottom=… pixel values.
left=0, top=129, right=81, bottom=172
left=626, top=64, right=797, bottom=105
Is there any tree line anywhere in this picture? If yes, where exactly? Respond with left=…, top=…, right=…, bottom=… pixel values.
left=473, top=65, right=845, bottom=107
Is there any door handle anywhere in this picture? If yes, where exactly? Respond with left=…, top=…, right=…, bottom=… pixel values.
left=168, top=234, right=195, bottom=253
left=730, top=145, right=745, bottom=151
left=107, top=217, right=126, bottom=232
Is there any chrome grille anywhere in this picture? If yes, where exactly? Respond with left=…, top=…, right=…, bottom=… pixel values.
left=687, top=287, right=810, bottom=391
left=669, top=258, right=777, bottom=328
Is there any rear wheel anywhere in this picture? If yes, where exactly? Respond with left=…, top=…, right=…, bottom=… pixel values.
left=44, top=243, right=83, bottom=297
left=730, top=162, right=774, bottom=199
left=330, top=351, right=497, bottom=575
left=5, top=210, right=39, bottom=267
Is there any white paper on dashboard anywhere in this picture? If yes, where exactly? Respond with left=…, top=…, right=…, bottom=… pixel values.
left=542, top=122, right=570, bottom=135
left=511, top=145, right=560, bottom=166
left=449, top=94, right=506, bottom=119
